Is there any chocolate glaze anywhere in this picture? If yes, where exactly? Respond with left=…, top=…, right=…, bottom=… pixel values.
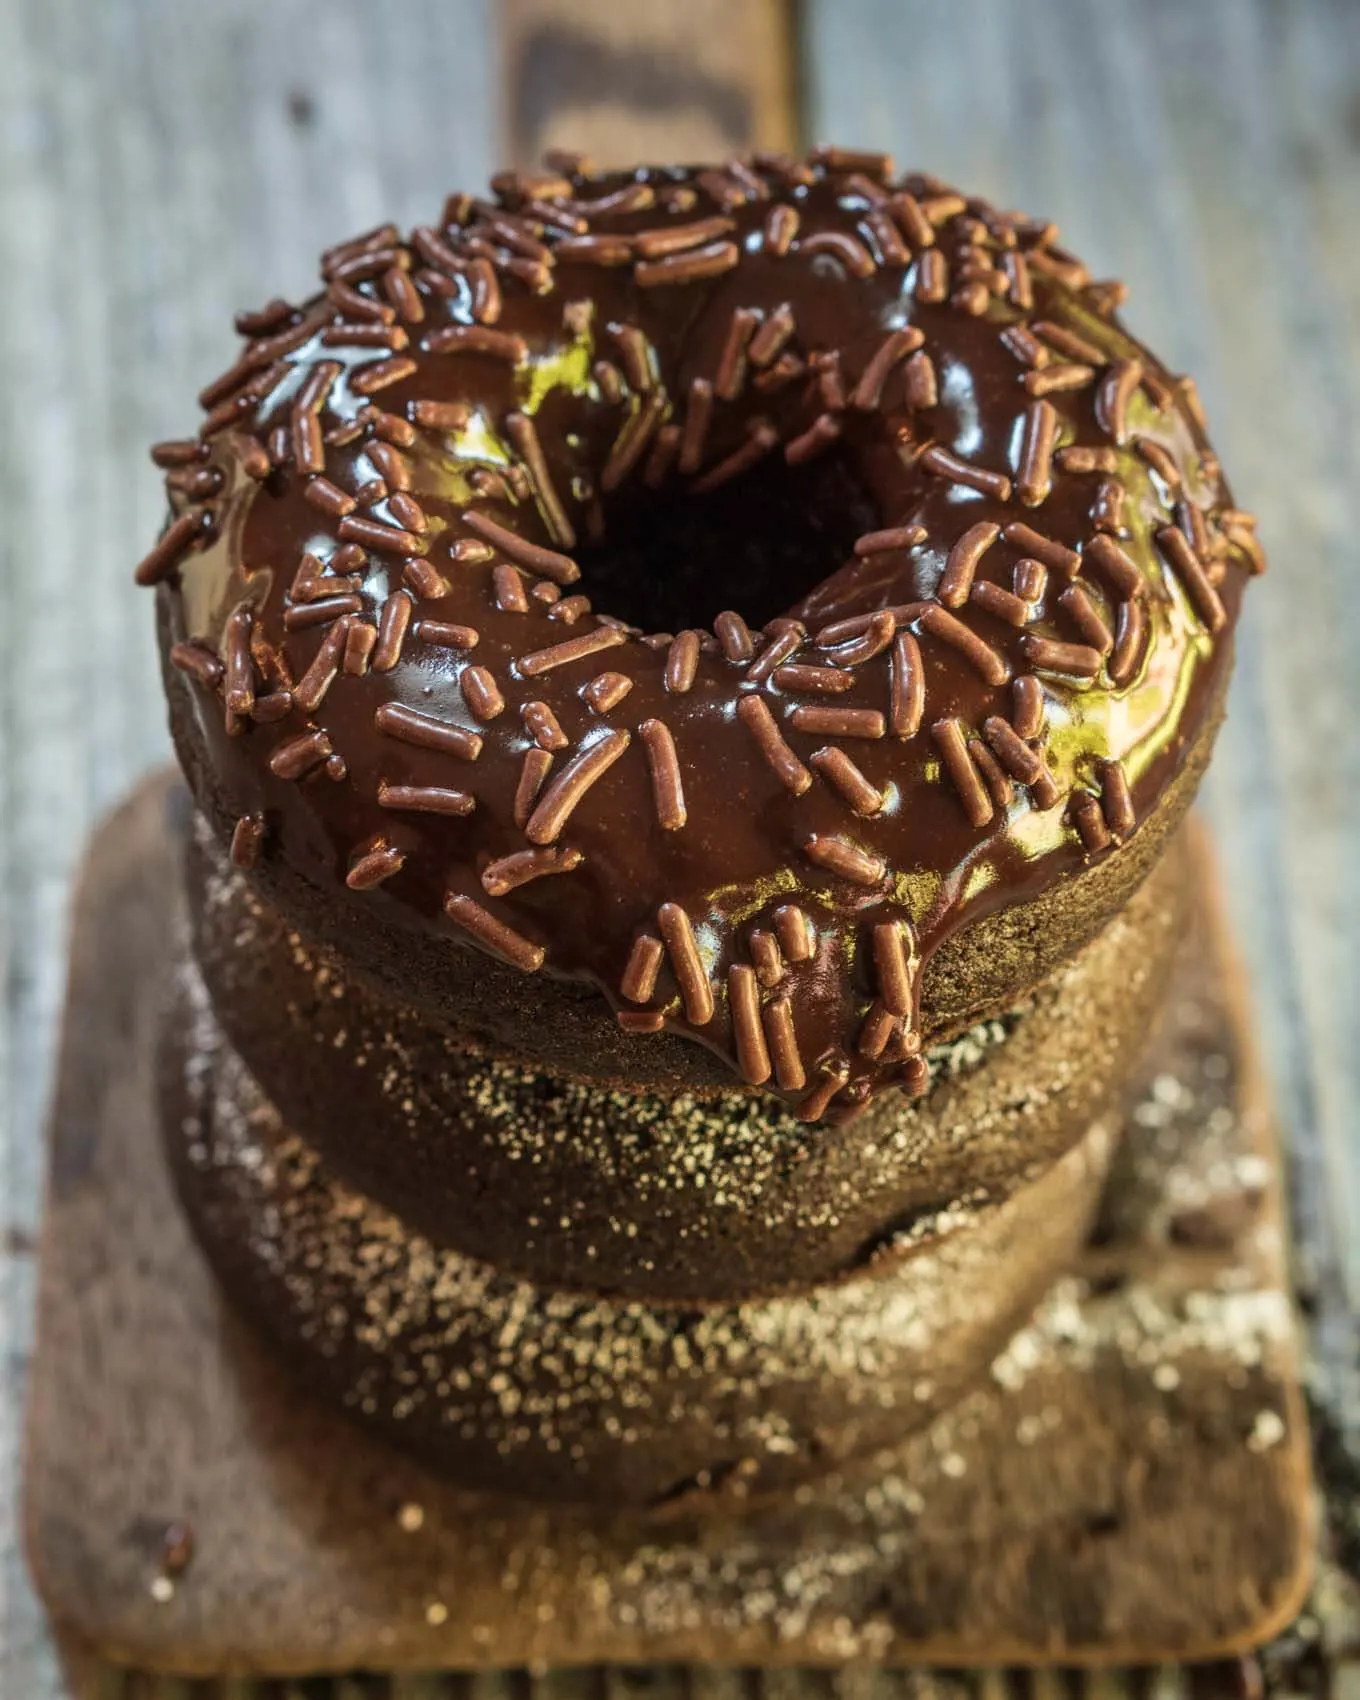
left=147, top=156, right=1257, bottom=1119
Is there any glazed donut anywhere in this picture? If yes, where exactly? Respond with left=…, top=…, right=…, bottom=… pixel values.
left=163, top=958, right=1115, bottom=1506
left=142, top=150, right=1261, bottom=1118
left=185, top=809, right=1191, bottom=1300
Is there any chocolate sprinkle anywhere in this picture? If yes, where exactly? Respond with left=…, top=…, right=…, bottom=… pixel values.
left=762, top=204, right=800, bottom=256
left=461, top=512, right=580, bottom=585
left=983, top=715, right=1044, bottom=785
left=506, top=411, right=575, bottom=547
left=889, top=631, right=925, bottom=738
left=736, top=695, right=812, bottom=794
left=1021, top=635, right=1105, bottom=679
left=444, top=891, right=544, bottom=972
left=378, top=781, right=475, bottom=817
left=1002, top=522, right=1080, bottom=580
left=620, top=932, right=664, bottom=1004
left=1158, top=523, right=1227, bottom=632
left=749, top=928, right=784, bottom=987
left=336, top=513, right=421, bottom=554
left=850, top=327, right=923, bottom=410
left=1059, top=583, right=1115, bottom=655
left=375, top=701, right=482, bottom=761
left=283, top=593, right=362, bottom=632
left=518, top=625, right=627, bottom=678
left=917, top=605, right=1012, bottom=686
left=822, top=610, right=896, bottom=667
left=690, top=419, right=778, bottom=493
left=229, top=813, right=265, bottom=870
left=617, top=1009, right=665, bottom=1034
left=292, top=616, right=351, bottom=711
left=1096, top=358, right=1143, bottom=445
left=810, top=746, right=884, bottom=815
left=481, top=845, right=583, bottom=895
left=763, top=996, right=806, bottom=1091
left=1099, top=756, right=1137, bottom=840
left=1085, top=533, right=1143, bottom=599
left=773, top=664, right=855, bottom=695
left=747, top=302, right=797, bottom=368
left=346, top=841, right=406, bottom=890
left=268, top=729, right=332, bottom=781
left=638, top=718, right=687, bottom=830
left=1016, top=399, right=1059, bottom=506
left=802, top=833, right=886, bottom=886
left=169, top=640, right=223, bottom=688
left=461, top=664, right=506, bottom=721
left=969, top=581, right=1032, bottom=627
left=774, top=904, right=815, bottom=963
left=728, top=963, right=771, bottom=1085
left=1025, top=362, right=1096, bottom=398
left=222, top=607, right=256, bottom=716
left=657, top=900, right=715, bottom=1025
left=510, top=747, right=553, bottom=829
left=1012, top=674, right=1045, bottom=739
left=601, top=391, right=668, bottom=492
left=790, top=704, right=886, bottom=740
left=932, top=717, right=993, bottom=827
left=801, top=231, right=876, bottom=278
left=937, top=521, right=1001, bottom=608
left=635, top=240, right=739, bottom=288
left=713, top=609, right=755, bottom=663
left=134, top=510, right=210, bottom=587
left=581, top=670, right=634, bottom=712
left=971, top=738, right=1014, bottom=811
left=414, top=620, right=479, bottom=650
left=855, top=524, right=927, bottom=557
left=677, top=377, right=714, bottom=474
left=784, top=412, right=842, bottom=465
left=919, top=445, right=1012, bottom=501
left=1071, top=790, right=1112, bottom=854
left=521, top=700, right=568, bottom=751
left=714, top=308, right=759, bottom=401
left=524, top=729, right=631, bottom=844
left=873, top=918, right=916, bottom=1016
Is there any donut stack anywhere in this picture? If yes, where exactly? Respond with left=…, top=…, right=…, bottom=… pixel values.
left=140, top=150, right=1261, bottom=1507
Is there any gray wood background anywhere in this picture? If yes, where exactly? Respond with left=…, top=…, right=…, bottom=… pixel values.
left=2, top=0, right=1357, bottom=1693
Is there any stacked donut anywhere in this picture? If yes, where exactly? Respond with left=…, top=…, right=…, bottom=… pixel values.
left=142, top=149, right=1260, bottom=1506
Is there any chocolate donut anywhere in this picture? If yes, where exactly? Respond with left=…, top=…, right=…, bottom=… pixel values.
left=142, top=149, right=1261, bottom=1120
left=186, top=810, right=1191, bottom=1299
left=163, top=959, right=1115, bottom=1506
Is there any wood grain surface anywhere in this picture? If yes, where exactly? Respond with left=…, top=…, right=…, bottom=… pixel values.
left=2, top=0, right=1357, bottom=1694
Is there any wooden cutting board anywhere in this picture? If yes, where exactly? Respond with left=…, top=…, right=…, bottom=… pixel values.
left=21, top=772, right=1312, bottom=1678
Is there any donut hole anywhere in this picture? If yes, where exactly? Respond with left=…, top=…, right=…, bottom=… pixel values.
left=576, top=443, right=880, bottom=634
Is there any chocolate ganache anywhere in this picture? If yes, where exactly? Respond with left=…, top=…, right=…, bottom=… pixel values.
left=140, top=149, right=1263, bottom=1122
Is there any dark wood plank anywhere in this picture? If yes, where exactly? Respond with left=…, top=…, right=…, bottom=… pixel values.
left=501, top=0, right=796, bottom=169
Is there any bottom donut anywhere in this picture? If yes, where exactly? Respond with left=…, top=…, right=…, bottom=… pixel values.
left=163, top=958, right=1116, bottom=1508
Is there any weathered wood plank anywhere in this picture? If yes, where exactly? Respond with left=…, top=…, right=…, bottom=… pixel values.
left=0, top=5, right=494, bottom=1695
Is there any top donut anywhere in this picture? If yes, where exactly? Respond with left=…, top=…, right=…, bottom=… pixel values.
left=142, top=147, right=1263, bottom=1122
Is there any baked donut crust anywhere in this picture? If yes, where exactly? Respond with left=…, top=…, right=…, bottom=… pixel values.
left=162, top=963, right=1115, bottom=1507
left=141, top=153, right=1261, bottom=1119
left=185, top=812, right=1192, bottom=1300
